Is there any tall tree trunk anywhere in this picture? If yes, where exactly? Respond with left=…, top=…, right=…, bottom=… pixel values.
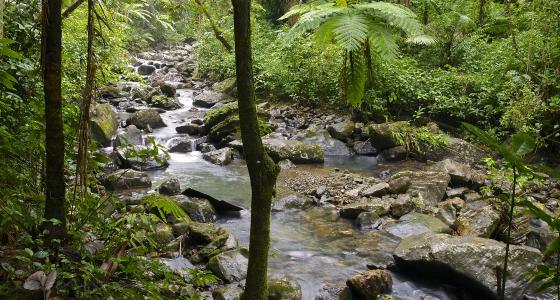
left=0, top=0, right=4, bottom=39
left=76, top=0, right=96, bottom=195
left=42, top=0, right=66, bottom=241
left=422, top=6, right=429, bottom=25
left=478, top=0, right=486, bottom=26
left=231, top=0, right=280, bottom=299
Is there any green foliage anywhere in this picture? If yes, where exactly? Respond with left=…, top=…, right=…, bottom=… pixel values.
left=282, top=0, right=430, bottom=105
left=141, top=194, right=190, bottom=223
left=391, top=122, right=448, bottom=154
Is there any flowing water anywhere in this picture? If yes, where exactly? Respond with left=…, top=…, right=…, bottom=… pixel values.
left=136, top=87, right=458, bottom=299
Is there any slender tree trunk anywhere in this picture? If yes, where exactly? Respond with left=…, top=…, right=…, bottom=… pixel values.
left=62, top=0, right=85, bottom=19
left=0, top=0, right=4, bottom=39
left=422, top=6, right=429, bottom=25
left=76, top=0, right=96, bottom=195
left=42, top=0, right=66, bottom=241
left=195, top=0, right=232, bottom=52
left=478, top=0, right=486, bottom=26
left=231, top=0, right=280, bottom=299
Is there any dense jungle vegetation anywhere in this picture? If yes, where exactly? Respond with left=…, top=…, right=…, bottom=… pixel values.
left=0, top=0, right=559, bottom=299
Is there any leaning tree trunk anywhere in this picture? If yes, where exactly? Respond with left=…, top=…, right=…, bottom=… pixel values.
left=76, top=0, right=96, bottom=195
left=42, top=0, right=66, bottom=241
left=231, top=0, right=280, bottom=299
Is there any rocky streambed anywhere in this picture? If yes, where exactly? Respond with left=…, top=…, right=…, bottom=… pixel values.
left=92, top=43, right=559, bottom=299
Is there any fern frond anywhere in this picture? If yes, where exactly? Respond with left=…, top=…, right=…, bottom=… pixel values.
left=142, top=194, right=190, bottom=223
left=332, top=12, right=369, bottom=52
left=368, top=23, right=398, bottom=59
left=406, top=34, right=436, bottom=45
left=354, top=2, right=422, bottom=35
left=279, top=2, right=335, bottom=21
left=283, top=5, right=343, bottom=42
left=313, top=17, right=337, bottom=45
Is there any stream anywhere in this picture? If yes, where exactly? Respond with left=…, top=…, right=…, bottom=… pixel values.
left=115, top=86, right=460, bottom=300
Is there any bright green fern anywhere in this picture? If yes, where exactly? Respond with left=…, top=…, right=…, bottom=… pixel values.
left=281, top=0, right=433, bottom=106
left=141, top=194, right=190, bottom=223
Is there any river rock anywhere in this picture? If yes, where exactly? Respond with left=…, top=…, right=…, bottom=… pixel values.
left=212, top=284, right=243, bottom=300
left=158, top=177, right=181, bottom=196
left=104, top=169, right=151, bottom=190
left=126, top=109, right=166, bottom=129
left=198, top=143, right=216, bottom=153
left=403, top=171, right=450, bottom=206
left=212, top=77, right=237, bottom=96
left=361, top=183, right=390, bottom=197
left=117, top=145, right=169, bottom=170
left=176, top=221, right=224, bottom=244
left=346, top=269, right=392, bottom=300
left=176, top=123, right=202, bottom=135
left=353, top=140, right=377, bottom=156
left=159, top=82, right=177, bottom=97
left=174, top=195, right=216, bottom=223
left=150, top=223, right=174, bottom=245
left=327, top=120, right=354, bottom=141
left=456, top=203, right=500, bottom=238
left=182, top=188, right=243, bottom=212
left=393, top=233, right=542, bottom=299
left=116, top=125, right=143, bottom=145
left=295, top=129, right=352, bottom=156
left=368, top=122, right=408, bottom=150
left=388, top=175, right=411, bottom=194
left=203, top=147, right=233, bottom=165
left=150, top=95, right=182, bottom=110
left=340, top=198, right=390, bottom=219
left=272, top=195, right=313, bottom=211
left=385, top=212, right=451, bottom=239
left=204, top=102, right=238, bottom=128
left=390, top=194, right=416, bottom=218
left=138, top=64, right=156, bottom=75
left=356, top=212, right=382, bottom=228
left=268, top=277, right=303, bottom=300
left=167, top=137, right=195, bottom=153
left=278, top=159, right=296, bottom=170
left=264, top=137, right=324, bottom=164
left=193, top=90, right=231, bottom=108
left=435, top=159, right=485, bottom=188
left=380, top=146, right=407, bottom=161
left=90, top=103, right=118, bottom=146
left=208, top=248, right=249, bottom=283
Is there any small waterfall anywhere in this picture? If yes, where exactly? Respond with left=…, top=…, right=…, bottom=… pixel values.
left=189, top=139, right=197, bottom=152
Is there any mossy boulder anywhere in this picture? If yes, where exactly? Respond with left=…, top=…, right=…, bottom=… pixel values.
left=204, top=102, right=239, bottom=128
left=268, top=277, right=303, bottom=300
left=212, top=77, right=237, bottom=96
left=173, top=195, right=217, bottom=223
left=150, top=95, right=182, bottom=110
left=103, top=169, right=151, bottom=190
left=90, top=103, right=118, bottom=146
left=263, top=137, right=324, bottom=164
left=367, top=121, right=408, bottom=151
left=208, top=248, right=249, bottom=282
left=208, top=115, right=240, bottom=143
left=126, top=109, right=166, bottom=129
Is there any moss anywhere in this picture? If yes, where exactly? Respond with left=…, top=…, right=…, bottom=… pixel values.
left=204, top=102, right=239, bottom=128
left=208, top=114, right=240, bottom=142
left=258, top=118, right=272, bottom=136
left=90, top=103, right=118, bottom=146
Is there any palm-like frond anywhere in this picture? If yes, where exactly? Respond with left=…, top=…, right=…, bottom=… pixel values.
left=354, top=2, right=421, bottom=35
left=345, top=50, right=366, bottom=106
left=283, top=5, right=343, bottom=41
left=406, top=34, right=436, bottom=45
left=332, top=12, right=369, bottom=51
left=368, top=23, right=398, bottom=58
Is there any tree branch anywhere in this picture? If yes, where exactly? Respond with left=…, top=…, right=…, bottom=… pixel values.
left=62, top=0, right=86, bottom=19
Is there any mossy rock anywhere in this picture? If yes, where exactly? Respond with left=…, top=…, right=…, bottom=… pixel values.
left=213, top=77, right=237, bottom=96
left=90, top=103, right=118, bottom=147
left=204, top=102, right=239, bottom=128
left=367, top=121, right=408, bottom=151
left=126, top=109, right=166, bottom=129
left=150, top=95, right=182, bottom=110
left=208, top=115, right=241, bottom=143
left=268, top=277, right=303, bottom=300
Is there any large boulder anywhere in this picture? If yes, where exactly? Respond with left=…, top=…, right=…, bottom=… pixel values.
left=208, top=248, right=249, bottom=282
left=346, top=270, right=392, bottom=300
left=159, top=82, right=177, bottom=97
left=204, top=102, right=238, bottom=128
left=268, top=277, right=303, bottom=300
left=103, top=169, right=151, bottom=190
left=212, top=77, right=237, bottom=96
left=384, top=212, right=452, bottom=239
left=137, top=64, right=156, bottom=75
left=212, top=284, right=243, bottom=300
left=456, top=202, right=501, bottom=238
left=166, top=137, right=195, bottom=153
left=393, top=233, right=542, bottom=299
left=150, top=95, right=182, bottom=110
left=264, top=137, right=324, bottom=164
left=353, top=140, right=377, bottom=156
left=392, top=170, right=450, bottom=206
left=327, top=120, right=355, bottom=142
left=90, top=103, right=118, bottom=146
left=434, top=159, right=485, bottom=189
left=193, top=90, right=232, bottom=108
left=367, top=122, right=408, bottom=151
left=116, top=125, right=143, bottom=145
left=203, top=148, right=233, bottom=166
left=173, top=195, right=217, bottom=223
left=158, top=177, right=181, bottom=196
left=272, top=195, right=313, bottom=211
left=126, top=109, right=166, bottom=129
left=295, top=129, right=352, bottom=156
left=340, top=198, right=390, bottom=219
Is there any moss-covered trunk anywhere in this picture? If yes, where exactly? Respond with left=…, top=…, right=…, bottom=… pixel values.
left=42, top=0, right=66, bottom=241
left=231, top=0, right=280, bottom=299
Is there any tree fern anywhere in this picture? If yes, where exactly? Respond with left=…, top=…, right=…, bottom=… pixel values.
left=282, top=0, right=433, bottom=106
